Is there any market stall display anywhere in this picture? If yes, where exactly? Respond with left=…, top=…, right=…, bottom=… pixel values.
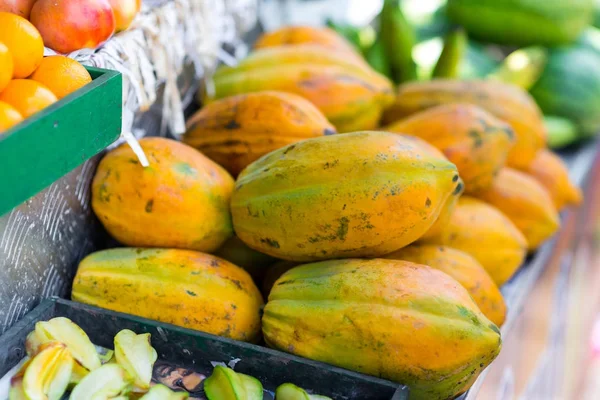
left=1, top=0, right=600, bottom=399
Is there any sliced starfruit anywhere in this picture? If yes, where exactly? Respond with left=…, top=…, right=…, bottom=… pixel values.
left=99, top=349, right=115, bottom=364
left=275, top=383, right=332, bottom=400
left=69, top=363, right=131, bottom=399
left=34, top=317, right=101, bottom=371
left=9, top=359, right=31, bottom=400
left=114, top=329, right=158, bottom=391
left=21, top=341, right=74, bottom=400
left=204, top=365, right=263, bottom=400
left=238, top=373, right=263, bottom=400
left=139, top=384, right=190, bottom=399
left=69, top=360, right=91, bottom=386
left=25, top=330, right=44, bottom=356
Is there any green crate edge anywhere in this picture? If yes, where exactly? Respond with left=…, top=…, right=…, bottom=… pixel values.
left=0, top=67, right=122, bottom=217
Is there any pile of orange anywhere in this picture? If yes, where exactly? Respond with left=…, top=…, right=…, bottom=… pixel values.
left=0, top=11, right=93, bottom=134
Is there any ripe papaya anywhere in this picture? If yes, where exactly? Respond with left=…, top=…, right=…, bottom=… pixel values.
left=382, top=80, right=546, bottom=168
left=231, top=131, right=462, bottom=261
left=384, top=244, right=506, bottom=326
left=184, top=91, right=336, bottom=177
left=399, top=134, right=465, bottom=241
left=384, top=103, right=515, bottom=193
left=72, top=248, right=264, bottom=342
left=425, top=196, right=527, bottom=286
left=521, top=149, right=583, bottom=210
left=91, top=138, right=234, bottom=253
left=263, top=258, right=502, bottom=400
left=207, top=46, right=394, bottom=133
left=253, top=26, right=363, bottom=61
left=474, top=168, right=560, bottom=250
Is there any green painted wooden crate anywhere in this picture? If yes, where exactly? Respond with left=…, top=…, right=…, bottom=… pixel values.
left=0, top=67, right=122, bottom=217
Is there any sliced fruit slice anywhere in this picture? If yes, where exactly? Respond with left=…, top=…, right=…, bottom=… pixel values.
left=22, top=341, right=74, bottom=400
left=69, top=363, right=131, bottom=400
left=114, top=329, right=158, bottom=391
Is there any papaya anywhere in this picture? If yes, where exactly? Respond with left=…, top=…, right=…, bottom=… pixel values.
left=92, top=137, right=234, bottom=253
left=231, top=131, right=461, bottom=261
left=184, top=91, right=336, bottom=177
left=398, top=134, right=464, bottom=241
left=521, top=149, right=583, bottom=211
left=384, top=244, right=506, bottom=326
left=207, top=47, right=394, bottom=133
left=382, top=79, right=546, bottom=169
left=215, top=45, right=370, bottom=78
left=425, top=196, right=527, bottom=286
left=253, top=26, right=363, bottom=60
left=72, top=248, right=264, bottom=342
left=214, top=236, right=277, bottom=283
left=384, top=103, right=515, bottom=194
left=263, top=258, right=502, bottom=400
left=474, top=168, right=560, bottom=250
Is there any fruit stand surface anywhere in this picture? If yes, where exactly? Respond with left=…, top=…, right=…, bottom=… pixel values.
left=464, top=139, right=600, bottom=399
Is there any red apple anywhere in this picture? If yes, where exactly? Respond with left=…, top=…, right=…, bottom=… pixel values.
left=0, top=0, right=37, bottom=18
left=30, top=0, right=116, bottom=54
left=109, top=0, right=141, bottom=32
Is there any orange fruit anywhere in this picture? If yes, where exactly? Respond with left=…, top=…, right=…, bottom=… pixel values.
left=0, top=79, right=57, bottom=118
left=30, top=56, right=92, bottom=99
left=0, top=42, right=13, bottom=91
left=0, top=101, right=23, bottom=133
left=0, top=12, right=44, bottom=78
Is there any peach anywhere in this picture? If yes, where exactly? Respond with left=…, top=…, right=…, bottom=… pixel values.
left=0, top=0, right=37, bottom=18
left=30, top=0, right=116, bottom=54
left=108, top=0, right=141, bottom=32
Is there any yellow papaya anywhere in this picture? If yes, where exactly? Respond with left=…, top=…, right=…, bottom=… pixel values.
left=382, top=80, right=546, bottom=168
left=214, top=44, right=370, bottom=79
left=263, top=258, right=502, bottom=400
left=72, top=248, right=264, bottom=342
left=384, top=244, right=506, bottom=326
left=231, top=131, right=462, bottom=261
left=92, top=138, right=234, bottom=253
left=385, top=103, right=515, bottom=193
left=253, top=26, right=363, bottom=60
left=426, top=196, right=527, bottom=286
left=184, top=91, right=336, bottom=177
left=521, top=149, right=583, bottom=210
left=207, top=47, right=394, bottom=132
left=474, top=168, right=560, bottom=250
left=399, top=134, right=465, bottom=242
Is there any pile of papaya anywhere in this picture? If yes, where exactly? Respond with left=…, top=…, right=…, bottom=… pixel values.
left=68, top=4, right=587, bottom=399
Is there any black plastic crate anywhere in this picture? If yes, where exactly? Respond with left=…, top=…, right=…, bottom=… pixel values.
left=0, top=298, right=408, bottom=400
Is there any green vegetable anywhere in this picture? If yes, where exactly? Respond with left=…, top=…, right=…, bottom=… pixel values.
left=432, top=27, right=467, bottom=78
left=365, top=37, right=392, bottom=78
left=447, top=0, right=594, bottom=46
left=380, top=0, right=417, bottom=83
left=489, top=47, right=548, bottom=90
left=543, top=116, right=580, bottom=149
left=530, top=46, right=600, bottom=138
